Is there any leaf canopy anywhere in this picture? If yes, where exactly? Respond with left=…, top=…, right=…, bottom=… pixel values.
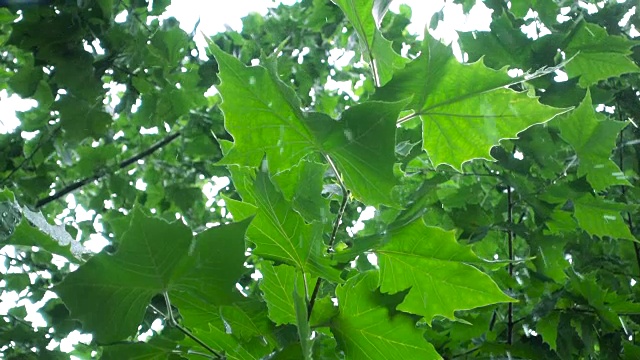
left=1, top=0, right=640, bottom=359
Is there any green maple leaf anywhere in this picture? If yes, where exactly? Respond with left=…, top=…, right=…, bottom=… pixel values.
left=220, top=300, right=274, bottom=341
left=101, top=342, right=174, bottom=360
left=226, top=170, right=342, bottom=281
left=332, top=0, right=407, bottom=85
left=273, top=159, right=330, bottom=222
left=573, top=195, right=635, bottom=241
left=209, top=41, right=405, bottom=206
left=564, top=22, right=640, bottom=87
left=330, top=272, right=441, bottom=359
left=54, top=208, right=250, bottom=343
left=555, top=91, right=629, bottom=191
left=536, top=312, right=560, bottom=351
left=170, top=219, right=251, bottom=307
left=374, top=33, right=566, bottom=170
left=258, top=262, right=312, bottom=326
left=376, top=220, right=513, bottom=322
left=458, top=14, right=534, bottom=70
left=192, top=325, right=271, bottom=360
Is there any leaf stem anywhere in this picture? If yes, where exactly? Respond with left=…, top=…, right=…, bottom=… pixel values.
left=324, top=154, right=346, bottom=196
left=308, top=155, right=350, bottom=319
left=396, top=112, right=419, bottom=126
left=149, top=303, right=223, bottom=359
left=307, top=190, right=349, bottom=319
left=371, top=59, right=381, bottom=88
left=173, top=350, right=218, bottom=359
left=328, top=189, right=350, bottom=250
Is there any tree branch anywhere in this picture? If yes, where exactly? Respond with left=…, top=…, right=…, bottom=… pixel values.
left=617, top=123, right=639, bottom=273
left=308, top=155, right=349, bottom=319
left=506, top=184, right=514, bottom=345
left=35, top=131, right=181, bottom=208
left=1, top=126, right=60, bottom=186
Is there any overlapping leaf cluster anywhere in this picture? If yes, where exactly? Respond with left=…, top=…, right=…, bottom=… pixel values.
left=0, top=0, right=639, bottom=359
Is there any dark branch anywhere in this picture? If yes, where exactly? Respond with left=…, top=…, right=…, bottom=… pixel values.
left=308, top=157, right=349, bottom=320
left=35, top=131, right=181, bottom=208
left=506, top=184, right=514, bottom=345
left=1, top=126, right=60, bottom=186
left=618, top=130, right=639, bottom=272
left=149, top=303, right=223, bottom=359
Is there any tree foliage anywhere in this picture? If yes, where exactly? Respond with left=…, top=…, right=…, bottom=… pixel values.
left=1, top=0, right=639, bottom=358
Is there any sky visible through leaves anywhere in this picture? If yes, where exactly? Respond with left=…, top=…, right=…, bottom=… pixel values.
left=0, top=0, right=491, bottom=352
left=1, top=0, right=639, bottom=358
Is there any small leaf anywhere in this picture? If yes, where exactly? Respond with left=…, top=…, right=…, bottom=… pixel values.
left=573, top=195, right=636, bottom=240
left=227, top=171, right=341, bottom=280
left=193, top=325, right=270, bottom=360
left=273, top=159, right=329, bottom=222
left=537, top=312, right=560, bottom=351
left=209, top=41, right=405, bottom=206
left=555, top=91, right=629, bottom=190
left=220, top=300, right=273, bottom=340
left=564, top=22, right=640, bottom=87
left=259, top=262, right=311, bottom=326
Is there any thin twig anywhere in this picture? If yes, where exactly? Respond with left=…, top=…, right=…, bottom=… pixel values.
left=0, top=126, right=60, bottom=186
left=324, top=154, right=346, bottom=195
left=452, top=346, right=481, bottom=359
left=132, top=11, right=152, bottom=33
left=506, top=185, right=514, bottom=345
left=7, top=313, right=32, bottom=328
left=308, top=155, right=349, bottom=319
left=35, top=131, right=181, bottom=208
left=307, top=191, right=349, bottom=319
left=617, top=124, right=639, bottom=273
left=148, top=303, right=223, bottom=359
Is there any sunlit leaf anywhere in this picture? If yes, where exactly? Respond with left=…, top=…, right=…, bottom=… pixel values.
left=374, top=33, right=566, bottom=169
left=555, top=91, right=630, bottom=190
left=376, top=220, right=513, bottom=322
left=226, top=171, right=341, bottom=281
left=564, top=22, right=640, bottom=87
left=209, top=41, right=405, bottom=205
left=573, top=196, right=635, bottom=241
